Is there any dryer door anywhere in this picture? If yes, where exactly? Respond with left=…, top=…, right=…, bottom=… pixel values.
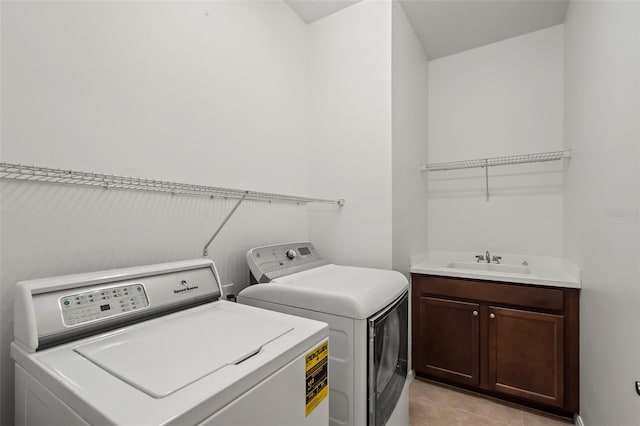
left=368, top=292, right=408, bottom=426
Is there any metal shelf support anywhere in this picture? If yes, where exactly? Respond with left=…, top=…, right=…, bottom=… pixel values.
left=202, top=193, right=247, bottom=257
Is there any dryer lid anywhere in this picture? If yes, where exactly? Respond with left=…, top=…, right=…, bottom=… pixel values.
left=74, top=307, right=292, bottom=398
left=239, top=264, right=408, bottom=319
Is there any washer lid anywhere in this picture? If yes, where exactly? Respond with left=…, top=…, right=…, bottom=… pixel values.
left=74, top=307, right=292, bottom=398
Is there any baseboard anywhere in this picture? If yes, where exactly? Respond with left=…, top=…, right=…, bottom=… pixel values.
left=575, top=414, right=585, bottom=426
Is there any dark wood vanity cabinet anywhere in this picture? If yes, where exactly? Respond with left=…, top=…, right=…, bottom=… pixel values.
left=417, top=297, right=480, bottom=385
left=411, top=274, right=579, bottom=416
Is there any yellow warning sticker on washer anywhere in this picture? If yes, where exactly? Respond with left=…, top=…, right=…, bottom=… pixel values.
left=305, top=341, right=328, bottom=416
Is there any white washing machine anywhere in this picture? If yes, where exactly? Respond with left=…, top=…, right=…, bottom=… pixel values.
left=237, top=242, right=410, bottom=426
left=11, top=259, right=329, bottom=426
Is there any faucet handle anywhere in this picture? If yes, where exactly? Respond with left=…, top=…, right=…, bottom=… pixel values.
left=492, top=255, right=502, bottom=264
left=475, top=255, right=485, bottom=263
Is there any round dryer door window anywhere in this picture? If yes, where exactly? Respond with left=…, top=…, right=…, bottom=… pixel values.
left=368, top=292, right=408, bottom=426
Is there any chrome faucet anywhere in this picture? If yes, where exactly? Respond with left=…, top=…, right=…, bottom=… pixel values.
left=476, top=251, right=501, bottom=263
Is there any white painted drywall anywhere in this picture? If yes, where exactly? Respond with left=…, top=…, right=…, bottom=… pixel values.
left=391, top=1, right=428, bottom=275
left=307, top=0, right=393, bottom=269
left=563, top=1, right=640, bottom=424
left=0, top=2, right=312, bottom=424
left=427, top=25, right=564, bottom=257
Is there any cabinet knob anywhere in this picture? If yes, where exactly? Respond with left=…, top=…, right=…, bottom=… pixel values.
left=489, top=313, right=496, bottom=319
left=472, top=310, right=478, bottom=316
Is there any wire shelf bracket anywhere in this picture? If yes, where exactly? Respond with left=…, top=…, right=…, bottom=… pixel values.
left=202, top=193, right=246, bottom=257
left=420, top=150, right=571, bottom=201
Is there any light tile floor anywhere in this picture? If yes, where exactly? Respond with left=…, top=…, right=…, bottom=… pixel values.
left=409, top=379, right=573, bottom=426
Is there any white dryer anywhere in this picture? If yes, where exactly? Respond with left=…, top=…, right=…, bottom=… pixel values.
left=11, top=259, right=329, bottom=426
left=238, top=242, right=410, bottom=426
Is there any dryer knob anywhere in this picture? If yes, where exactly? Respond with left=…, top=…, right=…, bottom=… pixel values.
left=286, top=249, right=297, bottom=260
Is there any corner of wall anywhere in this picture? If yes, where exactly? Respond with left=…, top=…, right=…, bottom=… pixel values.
left=391, top=0, right=429, bottom=275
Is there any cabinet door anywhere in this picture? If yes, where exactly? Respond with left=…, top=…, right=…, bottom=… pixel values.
left=414, top=296, right=480, bottom=385
left=488, top=307, right=564, bottom=407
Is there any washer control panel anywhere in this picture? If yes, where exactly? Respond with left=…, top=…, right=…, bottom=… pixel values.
left=60, top=284, right=149, bottom=327
left=14, top=259, right=222, bottom=353
left=247, top=242, right=328, bottom=283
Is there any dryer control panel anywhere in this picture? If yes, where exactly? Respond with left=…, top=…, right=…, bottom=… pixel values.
left=247, top=242, right=328, bottom=283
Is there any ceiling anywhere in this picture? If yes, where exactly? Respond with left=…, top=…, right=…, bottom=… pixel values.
left=284, top=0, right=568, bottom=60
left=284, top=0, right=361, bottom=23
left=399, top=0, right=569, bottom=59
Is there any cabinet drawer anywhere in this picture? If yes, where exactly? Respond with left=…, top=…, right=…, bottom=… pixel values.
left=412, top=274, right=564, bottom=311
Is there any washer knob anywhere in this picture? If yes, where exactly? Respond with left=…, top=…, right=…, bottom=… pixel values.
left=286, top=249, right=297, bottom=260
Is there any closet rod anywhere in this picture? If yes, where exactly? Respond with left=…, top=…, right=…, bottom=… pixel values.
left=0, top=163, right=346, bottom=206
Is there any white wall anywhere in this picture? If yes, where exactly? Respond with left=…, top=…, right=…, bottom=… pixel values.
left=563, top=1, right=640, bottom=424
left=0, top=2, right=312, bottom=424
left=392, top=1, right=429, bottom=275
left=307, top=0, right=393, bottom=269
left=427, top=26, right=564, bottom=257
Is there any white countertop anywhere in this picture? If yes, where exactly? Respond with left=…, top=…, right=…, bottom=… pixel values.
left=410, top=251, right=581, bottom=289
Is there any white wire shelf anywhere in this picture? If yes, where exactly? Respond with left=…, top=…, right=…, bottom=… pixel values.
left=0, top=162, right=345, bottom=206
left=421, top=150, right=571, bottom=172
left=420, top=150, right=570, bottom=202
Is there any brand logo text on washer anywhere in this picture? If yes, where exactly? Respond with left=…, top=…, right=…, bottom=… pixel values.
left=174, top=280, right=199, bottom=294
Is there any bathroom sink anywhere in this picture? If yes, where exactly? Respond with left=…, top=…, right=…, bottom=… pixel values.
left=446, top=262, right=531, bottom=275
